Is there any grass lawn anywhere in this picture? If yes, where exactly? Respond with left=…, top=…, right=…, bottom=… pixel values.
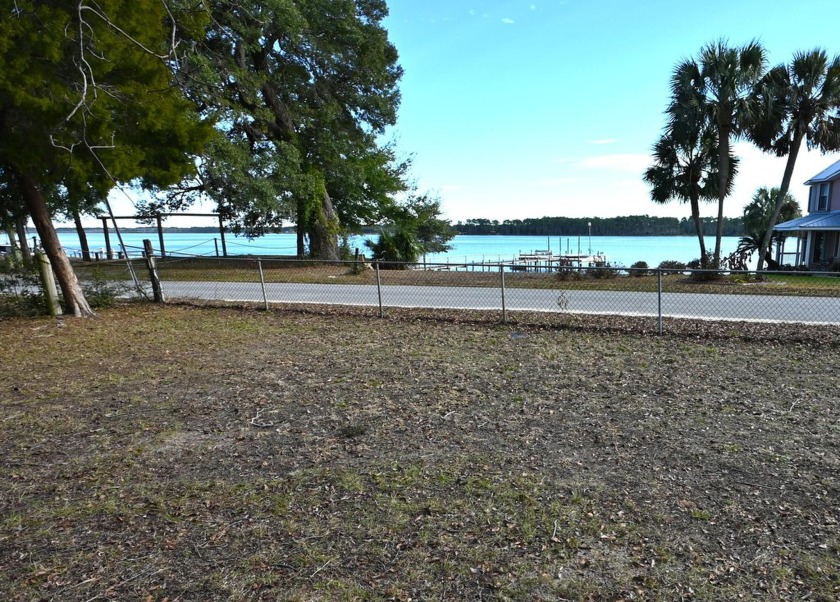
left=1, top=305, right=838, bottom=600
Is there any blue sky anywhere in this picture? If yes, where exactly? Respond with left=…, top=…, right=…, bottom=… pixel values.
left=383, top=0, right=840, bottom=223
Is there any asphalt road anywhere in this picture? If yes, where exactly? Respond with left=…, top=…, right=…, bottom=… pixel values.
left=158, top=280, right=840, bottom=324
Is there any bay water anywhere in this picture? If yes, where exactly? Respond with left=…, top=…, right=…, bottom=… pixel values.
left=44, top=231, right=744, bottom=269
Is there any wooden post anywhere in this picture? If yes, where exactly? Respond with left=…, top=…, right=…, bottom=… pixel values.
left=219, top=215, right=228, bottom=257
left=156, top=215, right=166, bottom=259
left=143, top=239, right=165, bottom=303
left=214, top=238, right=220, bottom=257
left=257, top=259, right=268, bottom=311
left=657, top=269, right=663, bottom=336
left=375, top=262, right=383, bottom=318
left=36, top=252, right=61, bottom=317
left=101, top=217, right=113, bottom=259
left=500, top=264, right=507, bottom=324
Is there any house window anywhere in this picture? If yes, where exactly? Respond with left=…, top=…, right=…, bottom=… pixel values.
left=818, top=182, right=831, bottom=211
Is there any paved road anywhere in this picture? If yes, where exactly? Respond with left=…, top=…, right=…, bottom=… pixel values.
left=159, top=280, right=840, bottom=324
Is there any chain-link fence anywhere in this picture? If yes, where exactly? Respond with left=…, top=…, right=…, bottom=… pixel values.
left=73, top=257, right=838, bottom=332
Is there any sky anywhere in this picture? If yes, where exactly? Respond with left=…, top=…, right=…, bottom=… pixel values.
left=90, top=0, right=840, bottom=229
left=380, top=0, right=840, bottom=224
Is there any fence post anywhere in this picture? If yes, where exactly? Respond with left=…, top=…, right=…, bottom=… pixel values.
left=257, top=258, right=268, bottom=311
left=657, top=268, right=663, bottom=336
left=375, top=262, right=383, bottom=318
left=143, top=239, right=165, bottom=303
left=35, top=252, right=60, bottom=317
left=500, top=264, right=507, bottom=324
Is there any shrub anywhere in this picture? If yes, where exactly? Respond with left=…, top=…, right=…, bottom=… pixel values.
left=0, top=260, right=46, bottom=317
left=629, top=260, right=649, bottom=277
left=689, top=269, right=724, bottom=282
left=779, top=264, right=810, bottom=273
left=80, top=268, right=128, bottom=308
left=658, top=260, right=686, bottom=271
left=586, top=266, right=618, bottom=279
left=555, top=268, right=584, bottom=281
left=365, top=230, right=419, bottom=269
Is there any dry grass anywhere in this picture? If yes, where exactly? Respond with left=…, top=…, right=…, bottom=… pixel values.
left=1, top=304, right=839, bottom=601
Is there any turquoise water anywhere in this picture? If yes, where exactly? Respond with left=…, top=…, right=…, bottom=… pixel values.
left=45, top=231, right=744, bottom=268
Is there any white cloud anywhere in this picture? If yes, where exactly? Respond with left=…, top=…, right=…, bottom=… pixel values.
left=502, top=18, right=515, bottom=24
left=590, top=138, right=617, bottom=145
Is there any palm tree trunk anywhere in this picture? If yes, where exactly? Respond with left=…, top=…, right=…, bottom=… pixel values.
left=757, top=132, right=802, bottom=271
left=689, top=194, right=707, bottom=266
left=20, top=173, right=94, bottom=317
left=714, top=126, right=731, bottom=268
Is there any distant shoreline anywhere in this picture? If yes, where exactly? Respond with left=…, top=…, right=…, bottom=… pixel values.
left=49, top=228, right=719, bottom=237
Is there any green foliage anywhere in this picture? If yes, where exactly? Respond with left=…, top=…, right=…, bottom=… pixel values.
left=747, top=50, right=840, bottom=270
left=586, top=266, right=619, bottom=279
left=658, top=260, right=687, bottom=271
left=0, top=1, right=212, bottom=191
left=742, top=187, right=800, bottom=237
left=80, top=268, right=128, bottom=309
left=734, top=187, right=801, bottom=269
left=555, top=269, right=584, bottom=282
left=0, top=1, right=213, bottom=315
left=365, top=229, right=420, bottom=267
left=366, top=193, right=454, bottom=265
left=0, top=258, right=45, bottom=317
left=629, top=261, right=650, bottom=276
left=660, top=40, right=767, bottom=266
left=169, top=0, right=406, bottom=256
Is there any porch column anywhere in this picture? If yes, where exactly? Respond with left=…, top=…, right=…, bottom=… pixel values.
left=802, top=232, right=812, bottom=267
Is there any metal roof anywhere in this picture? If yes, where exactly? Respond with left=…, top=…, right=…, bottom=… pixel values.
left=774, top=210, right=840, bottom=231
left=804, top=158, right=840, bottom=184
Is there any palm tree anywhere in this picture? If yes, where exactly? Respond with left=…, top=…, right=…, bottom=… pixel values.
left=736, top=186, right=801, bottom=268
left=749, top=49, right=840, bottom=271
left=645, top=63, right=737, bottom=268
left=644, top=118, right=715, bottom=266
left=673, top=40, right=767, bottom=267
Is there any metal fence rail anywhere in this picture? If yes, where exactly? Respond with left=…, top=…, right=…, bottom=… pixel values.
left=111, top=257, right=840, bottom=332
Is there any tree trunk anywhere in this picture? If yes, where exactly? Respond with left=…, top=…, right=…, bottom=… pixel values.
left=20, top=173, right=94, bottom=317
left=757, top=132, right=802, bottom=271
left=72, top=209, right=92, bottom=261
left=15, top=216, right=31, bottom=262
left=296, top=196, right=306, bottom=257
left=714, top=125, right=731, bottom=268
left=689, top=194, right=707, bottom=267
left=5, top=226, right=21, bottom=268
left=307, top=187, right=340, bottom=260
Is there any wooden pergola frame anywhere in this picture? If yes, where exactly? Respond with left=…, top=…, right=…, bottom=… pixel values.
left=95, top=213, right=227, bottom=259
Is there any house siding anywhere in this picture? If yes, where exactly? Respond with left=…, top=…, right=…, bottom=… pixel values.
left=832, top=182, right=840, bottom=211
left=807, top=181, right=840, bottom=212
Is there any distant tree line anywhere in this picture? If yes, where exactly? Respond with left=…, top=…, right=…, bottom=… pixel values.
left=454, top=215, right=743, bottom=237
